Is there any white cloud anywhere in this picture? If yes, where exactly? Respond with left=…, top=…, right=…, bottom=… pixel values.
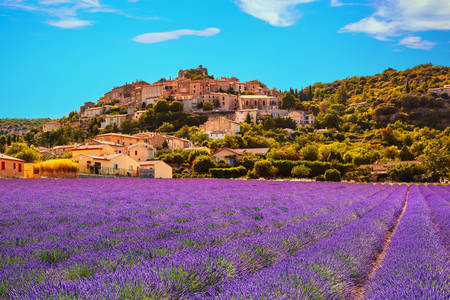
left=133, top=28, right=220, bottom=44
left=1, top=0, right=149, bottom=28
left=47, top=17, right=91, bottom=28
left=398, top=36, right=436, bottom=50
left=339, top=0, right=450, bottom=49
left=235, top=0, right=316, bottom=27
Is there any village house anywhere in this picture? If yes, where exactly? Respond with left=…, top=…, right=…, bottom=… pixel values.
left=79, top=101, right=95, bottom=115
left=95, top=133, right=145, bottom=147
left=81, top=106, right=105, bottom=118
left=200, top=93, right=238, bottom=111
left=200, top=117, right=241, bottom=139
left=0, top=154, right=24, bottom=178
left=42, top=121, right=61, bottom=132
left=165, top=135, right=193, bottom=149
left=288, top=111, right=315, bottom=127
left=133, top=132, right=193, bottom=149
left=235, top=109, right=258, bottom=124
left=238, top=95, right=280, bottom=110
left=98, top=81, right=150, bottom=107
left=211, top=147, right=270, bottom=165
left=100, top=114, right=128, bottom=129
left=127, top=142, right=156, bottom=161
left=139, top=160, right=173, bottom=178
left=69, top=144, right=116, bottom=161
left=79, top=153, right=140, bottom=176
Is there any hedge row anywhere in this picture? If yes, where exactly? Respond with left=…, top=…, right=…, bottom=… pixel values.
left=271, top=160, right=353, bottom=178
left=210, top=166, right=247, bottom=179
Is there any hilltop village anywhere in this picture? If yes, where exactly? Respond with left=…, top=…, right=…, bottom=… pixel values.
left=1, top=64, right=449, bottom=182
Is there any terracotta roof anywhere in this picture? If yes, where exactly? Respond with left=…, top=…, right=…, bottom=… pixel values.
left=0, top=154, right=25, bottom=162
left=139, top=160, right=164, bottom=166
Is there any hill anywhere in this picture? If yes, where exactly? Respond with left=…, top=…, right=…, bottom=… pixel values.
left=290, top=63, right=449, bottom=129
left=0, top=118, right=50, bottom=135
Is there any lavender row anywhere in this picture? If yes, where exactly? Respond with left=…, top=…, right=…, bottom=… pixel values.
left=363, top=185, right=450, bottom=299
left=419, top=185, right=450, bottom=249
left=214, top=184, right=407, bottom=299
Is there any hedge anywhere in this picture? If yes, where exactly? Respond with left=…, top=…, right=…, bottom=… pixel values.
left=272, top=160, right=353, bottom=178
left=210, top=166, right=247, bottom=179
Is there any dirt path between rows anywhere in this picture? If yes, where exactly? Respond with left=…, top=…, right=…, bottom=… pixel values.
left=353, top=186, right=410, bottom=300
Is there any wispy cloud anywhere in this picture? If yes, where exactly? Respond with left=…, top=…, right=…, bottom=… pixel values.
left=133, top=28, right=220, bottom=44
left=339, top=0, right=450, bottom=49
left=330, top=0, right=357, bottom=7
left=235, top=0, right=316, bottom=27
left=398, top=36, right=436, bottom=50
left=0, top=0, right=155, bottom=28
left=47, top=17, right=91, bottom=28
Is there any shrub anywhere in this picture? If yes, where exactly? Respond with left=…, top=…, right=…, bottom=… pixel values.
left=300, top=145, right=319, bottom=161
left=210, top=166, right=247, bottom=178
left=187, top=149, right=210, bottom=163
left=291, top=165, right=311, bottom=178
left=324, top=169, right=341, bottom=182
left=192, top=155, right=216, bottom=174
left=387, top=163, right=424, bottom=182
left=253, top=160, right=277, bottom=178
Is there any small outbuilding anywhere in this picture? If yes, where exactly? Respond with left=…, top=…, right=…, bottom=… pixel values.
left=139, top=160, right=172, bottom=178
left=0, top=154, right=25, bottom=178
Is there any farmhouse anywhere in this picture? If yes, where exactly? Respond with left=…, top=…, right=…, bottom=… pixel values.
left=0, top=154, right=24, bottom=178
left=79, top=153, right=139, bottom=176
left=211, top=147, right=270, bottom=165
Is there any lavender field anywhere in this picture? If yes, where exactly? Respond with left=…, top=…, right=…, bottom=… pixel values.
left=0, top=179, right=448, bottom=299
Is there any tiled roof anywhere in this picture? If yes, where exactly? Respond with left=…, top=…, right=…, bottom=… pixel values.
left=0, top=154, right=25, bottom=162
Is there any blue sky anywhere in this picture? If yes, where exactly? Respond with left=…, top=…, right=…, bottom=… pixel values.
left=1, top=0, right=449, bottom=118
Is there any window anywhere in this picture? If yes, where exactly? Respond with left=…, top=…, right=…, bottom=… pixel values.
left=13, top=163, right=16, bottom=169
left=1, top=161, right=4, bottom=170
left=18, top=164, right=22, bottom=172
left=113, top=164, right=118, bottom=170
left=135, top=151, right=138, bottom=155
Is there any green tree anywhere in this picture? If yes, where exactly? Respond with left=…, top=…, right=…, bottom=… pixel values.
left=419, top=137, right=449, bottom=179
left=120, top=119, right=139, bottom=135
left=253, top=160, right=277, bottom=178
left=193, top=155, right=216, bottom=173
left=5, top=142, right=41, bottom=162
left=281, top=93, right=297, bottom=110
left=154, top=99, right=170, bottom=113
